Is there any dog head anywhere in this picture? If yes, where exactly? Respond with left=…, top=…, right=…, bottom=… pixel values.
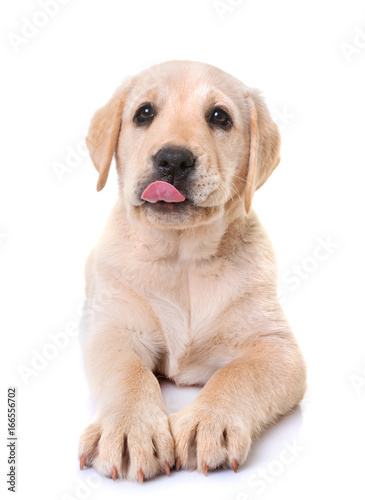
left=86, top=61, right=280, bottom=229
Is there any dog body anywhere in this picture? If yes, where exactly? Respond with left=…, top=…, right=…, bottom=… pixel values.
left=79, top=61, right=306, bottom=482
left=86, top=205, right=281, bottom=387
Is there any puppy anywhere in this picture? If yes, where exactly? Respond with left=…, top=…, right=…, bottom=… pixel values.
left=78, top=61, right=306, bottom=483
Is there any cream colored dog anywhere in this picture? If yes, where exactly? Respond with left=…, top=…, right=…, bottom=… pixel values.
left=78, top=61, right=306, bottom=483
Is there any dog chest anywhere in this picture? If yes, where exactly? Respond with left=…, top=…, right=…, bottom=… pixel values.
left=146, top=263, right=239, bottom=383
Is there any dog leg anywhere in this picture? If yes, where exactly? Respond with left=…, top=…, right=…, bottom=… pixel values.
left=78, top=327, right=174, bottom=482
left=169, top=334, right=306, bottom=473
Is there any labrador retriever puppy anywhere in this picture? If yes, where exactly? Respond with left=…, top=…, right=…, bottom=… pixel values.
left=78, top=61, right=306, bottom=483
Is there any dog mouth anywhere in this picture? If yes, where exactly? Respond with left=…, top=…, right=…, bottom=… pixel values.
left=141, top=181, right=186, bottom=204
left=143, top=200, right=192, bottom=216
left=141, top=181, right=193, bottom=213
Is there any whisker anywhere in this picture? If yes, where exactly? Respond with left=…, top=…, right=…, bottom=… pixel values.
left=228, top=172, right=254, bottom=188
left=225, top=178, right=245, bottom=208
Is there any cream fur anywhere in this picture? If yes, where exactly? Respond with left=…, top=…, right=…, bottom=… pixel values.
left=78, top=61, right=306, bottom=483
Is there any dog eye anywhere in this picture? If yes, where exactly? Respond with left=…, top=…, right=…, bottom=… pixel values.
left=208, top=107, right=233, bottom=130
left=133, top=103, right=155, bottom=126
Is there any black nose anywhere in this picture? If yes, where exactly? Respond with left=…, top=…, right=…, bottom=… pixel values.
left=153, top=147, right=196, bottom=181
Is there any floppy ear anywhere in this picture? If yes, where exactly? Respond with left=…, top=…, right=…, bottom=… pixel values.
left=244, top=91, right=281, bottom=213
left=86, top=81, right=130, bottom=191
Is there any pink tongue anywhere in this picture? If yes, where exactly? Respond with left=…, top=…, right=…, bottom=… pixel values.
left=141, top=181, right=185, bottom=203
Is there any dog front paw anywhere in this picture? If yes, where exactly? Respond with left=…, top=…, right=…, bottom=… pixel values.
left=79, top=404, right=174, bottom=482
left=169, top=402, right=251, bottom=474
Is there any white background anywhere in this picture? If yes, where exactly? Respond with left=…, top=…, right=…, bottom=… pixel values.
left=1, top=0, right=365, bottom=499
